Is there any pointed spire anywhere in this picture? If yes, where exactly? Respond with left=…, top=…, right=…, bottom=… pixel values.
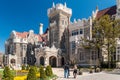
left=64, top=2, right=67, bottom=7
left=92, top=11, right=95, bottom=15
left=96, top=5, right=99, bottom=11
left=53, top=2, right=55, bottom=8
left=96, top=5, right=98, bottom=10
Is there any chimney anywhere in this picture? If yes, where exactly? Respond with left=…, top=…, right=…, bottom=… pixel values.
left=64, top=2, right=67, bottom=7
left=53, top=2, right=55, bottom=8
left=39, top=23, right=43, bottom=35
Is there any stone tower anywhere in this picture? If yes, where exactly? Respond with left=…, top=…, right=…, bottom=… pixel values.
left=47, top=2, right=72, bottom=49
left=116, top=0, right=120, bottom=19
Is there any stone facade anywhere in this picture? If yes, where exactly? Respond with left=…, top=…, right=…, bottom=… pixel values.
left=69, top=18, right=95, bottom=65
left=4, top=22, right=63, bottom=68
left=4, top=0, right=120, bottom=69
left=0, top=52, right=3, bottom=67
left=47, top=3, right=72, bottom=62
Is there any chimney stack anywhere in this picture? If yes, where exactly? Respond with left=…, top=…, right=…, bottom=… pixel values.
left=39, top=23, right=43, bottom=35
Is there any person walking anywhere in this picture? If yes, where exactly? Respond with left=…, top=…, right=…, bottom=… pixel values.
left=67, top=62, right=70, bottom=76
left=73, top=64, right=77, bottom=78
left=64, top=63, right=69, bottom=78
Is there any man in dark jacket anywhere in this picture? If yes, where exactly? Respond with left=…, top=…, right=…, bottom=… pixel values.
left=64, top=63, right=69, bottom=78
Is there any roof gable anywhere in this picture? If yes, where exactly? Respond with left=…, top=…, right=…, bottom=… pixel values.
left=96, top=5, right=116, bottom=19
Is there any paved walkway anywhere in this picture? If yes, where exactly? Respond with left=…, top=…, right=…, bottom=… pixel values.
left=52, top=68, right=120, bottom=80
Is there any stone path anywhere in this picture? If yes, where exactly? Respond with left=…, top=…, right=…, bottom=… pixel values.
left=52, top=68, right=120, bottom=80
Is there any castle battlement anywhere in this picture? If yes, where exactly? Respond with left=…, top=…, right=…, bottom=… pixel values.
left=47, top=2, right=72, bottom=17
left=70, top=17, right=92, bottom=27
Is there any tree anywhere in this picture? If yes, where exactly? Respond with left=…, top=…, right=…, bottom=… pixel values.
left=3, top=66, right=14, bottom=80
left=26, top=65, right=29, bottom=70
left=45, top=65, right=53, bottom=77
left=40, top=65, right=46, bottom=80
left=82, top=22, right=104, bottom=67
left=82, top=15, right=120, bottom=68
left=27, top=66, right=37, bottom=80
left=92, top=15, right=120, bottom=68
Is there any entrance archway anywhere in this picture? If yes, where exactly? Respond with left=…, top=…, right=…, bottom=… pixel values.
left=10, top=58, right=16, bottom=66
left=40, top=57, right=44, bottom=66
left=10, top=58, right=16, bottom=64
left=49, top=56, right=56, bottom=67
left=61, top=57, right=65, bottom=66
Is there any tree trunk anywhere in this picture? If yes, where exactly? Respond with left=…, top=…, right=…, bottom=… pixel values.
left=108, top=43, right=111, bottom=68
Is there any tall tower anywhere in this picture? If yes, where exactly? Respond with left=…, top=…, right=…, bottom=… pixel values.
left=47, top=2, right=72, bottom=49
left=116, top=0, right=120, bottom=19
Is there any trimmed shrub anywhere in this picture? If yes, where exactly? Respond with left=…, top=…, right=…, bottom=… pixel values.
left=3, top=66, right=14, bottom=80
left=96, top=68, right=100, bottom=72
left=34, top=66, right=38, bottom=73
left=27, top=66, right=37, bottom=80
left=21, top=65, right=26, bottom=70
left=45, top=65, right=53, bottom=77
left=89, top=69, right=93, bottom=73
left=78, top=69, right=82, bottom=75
left=40, top=66, right=46, bottom=79
left=26, top=65, right=29, bottom=70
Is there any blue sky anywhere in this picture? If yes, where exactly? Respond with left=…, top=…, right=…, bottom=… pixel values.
left=0, top=0, right=116, bottom=53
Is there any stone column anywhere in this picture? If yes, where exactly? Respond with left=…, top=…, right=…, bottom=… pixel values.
left=56, top=57, right=59, bottom=67
left=45, top=56, right=49, bottom=67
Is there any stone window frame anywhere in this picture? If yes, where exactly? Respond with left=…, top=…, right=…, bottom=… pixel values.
left=79, top=51, right=84, bottom=61
left=71, top=41, right=76, bottom=49
left=79, top=29, right=83, bottom=34
left=72, top=30, right=79, bottom=36
left=118, top=55, right=120, bottom=61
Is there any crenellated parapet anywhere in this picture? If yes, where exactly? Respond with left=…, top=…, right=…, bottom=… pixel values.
left=69, top=17, right=92, bottom=29
left=47, top=2, right=72, bottom=17
left=69, top=17, right=93, bottom=41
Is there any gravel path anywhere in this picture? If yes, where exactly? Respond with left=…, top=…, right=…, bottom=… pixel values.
left=52, top=68, right=120, bottom=80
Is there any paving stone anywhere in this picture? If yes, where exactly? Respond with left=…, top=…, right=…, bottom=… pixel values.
left=52, top=68, right=120, bottom=80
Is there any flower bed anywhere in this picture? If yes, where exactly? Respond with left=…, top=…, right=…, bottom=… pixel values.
left=14, top=76, right=27, bottom=80
left=14, top=73, right=40, bottom=80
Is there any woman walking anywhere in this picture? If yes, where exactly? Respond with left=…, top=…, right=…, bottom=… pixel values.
left=73, top=64, right=77, bottom=78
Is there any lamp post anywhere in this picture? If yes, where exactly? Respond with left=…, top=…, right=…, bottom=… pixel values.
left=31, top=51, right=34, bottom=55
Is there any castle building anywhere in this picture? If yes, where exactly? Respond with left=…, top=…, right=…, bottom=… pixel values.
left=69, top=18, right=94, bottom=65
left=47, top=2, right=72, bottom=63
left=4, top=24, right=47, bottom=69
left=4, top=0, right=120, bottom=69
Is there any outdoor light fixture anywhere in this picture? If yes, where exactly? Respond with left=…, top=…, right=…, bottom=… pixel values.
left=31, top=51, right=34, bottom=55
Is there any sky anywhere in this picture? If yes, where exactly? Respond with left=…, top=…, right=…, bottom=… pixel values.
left=0, top=0, right=116, bottom=53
